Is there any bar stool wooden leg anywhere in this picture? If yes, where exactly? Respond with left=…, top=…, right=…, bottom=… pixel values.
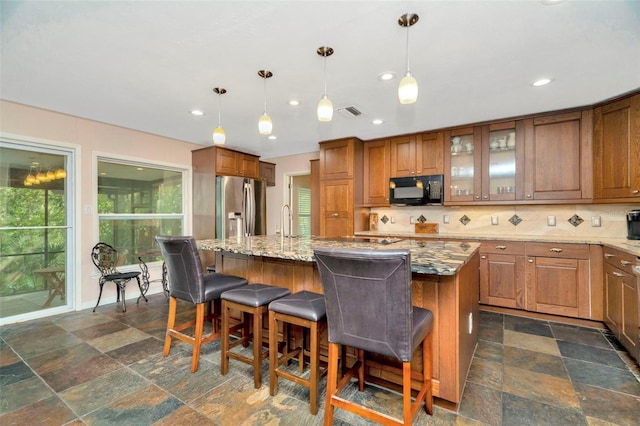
left=269, top=310, right=279, bottom=396
left=309, top=320, right=319, bottom=415
left=164, top=296, right=177, bottom=357
left=191, top=303, right=205, bottom=372
left=324, top=342, right=339, bottom=426
left=221, top=299, right=230, bottom=376
left=253, top=306, right=263, bottom=388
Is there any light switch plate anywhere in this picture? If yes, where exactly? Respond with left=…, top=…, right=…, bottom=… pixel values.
left=443, top=214, right=450, bottom=224
left=491, top=215, right=499, bottom=225
left=547, top=216, right=556, bottom=226
left=410, top=216, right=415, bottom=224
left=390, top=216, right=395, bottom=224
left=592, top=216, right=602, bottom=227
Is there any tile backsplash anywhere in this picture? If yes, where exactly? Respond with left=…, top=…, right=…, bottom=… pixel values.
left=370, top=203, right=640, bottom=238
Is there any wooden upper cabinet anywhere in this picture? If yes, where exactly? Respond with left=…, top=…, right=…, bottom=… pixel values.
left=522, top=110, right=593, bottom=201
left=390, top=135, right=417, bottom=177
left=593, top=93, right=640, bottom=199
left=363, top=139, right=390, bottom=206
left=319, top=138, right=358, bottom=180
left=215, top=147, right=259, bottom=178
left=418, top=131, right=444, bottom=175
left=259, top=161, right=276, bottom=186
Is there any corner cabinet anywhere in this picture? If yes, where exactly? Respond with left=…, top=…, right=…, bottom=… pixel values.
left=319, top=138, right=365, bottom=237
left=522, top=110, right=593, bottom=201
left=593, top=93, right=640, bottom=200
left=363, top=138, right=390, bottom=206
left=259, top=161, right=276, bottom=186
left=603, top=247, right=639, bottom=363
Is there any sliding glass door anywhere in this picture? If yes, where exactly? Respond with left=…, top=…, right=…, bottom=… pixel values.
left=0, top=141, right=73, bottom=323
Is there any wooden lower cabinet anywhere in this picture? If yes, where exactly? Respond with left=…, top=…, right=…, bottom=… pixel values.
left=479, top=242, right=526, bottom=309
left=604, top=248, right=639, bottom=362
left=320, top=179, right=353, bottom=237
left=214, top=250, right=479, bottom=406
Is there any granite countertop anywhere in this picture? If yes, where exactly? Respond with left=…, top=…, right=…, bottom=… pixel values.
left=355, top=231, right=640, bottom=258
left=197, top=235, right=480, bottom=276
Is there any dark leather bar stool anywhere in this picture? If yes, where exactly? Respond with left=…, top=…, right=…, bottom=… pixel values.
left=156, top=235, right=248, bottom=373
left=221, top=284, right=291, bottom=388
left=268, top=291, right=327, bottom=415
left=315, top=247, right=434, bottom=426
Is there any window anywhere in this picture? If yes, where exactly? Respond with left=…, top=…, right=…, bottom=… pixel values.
left=97, top=160, right=184, bottom=265
left=297, top=187, right=311, bottom=236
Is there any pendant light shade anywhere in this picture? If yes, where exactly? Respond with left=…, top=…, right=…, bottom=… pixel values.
left=212, top=87, right=227, bottom=145
left=398, top=13, right=419, bottom=105
left=258, top=70, right=273, bottom=135
left=316, top=46, right=334, bottom=122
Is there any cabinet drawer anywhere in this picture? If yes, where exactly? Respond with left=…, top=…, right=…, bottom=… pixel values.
left=480, top=241, right=525, bottom=255
left=603, top=248, right=638, bottom=275
left=526, top=242, right=589, bottom=259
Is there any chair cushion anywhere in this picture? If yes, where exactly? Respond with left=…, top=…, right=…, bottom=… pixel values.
left=104, top=271, right=140, bottom=280
left=222, top=283, right=290, bottom=307
left=202, top=273, right=248, bottom=301
left=269, top=291, right=326, bottom=322
left=412, top=307, right=434, bottom=352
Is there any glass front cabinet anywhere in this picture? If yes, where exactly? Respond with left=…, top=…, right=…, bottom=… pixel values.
left=445, top=121, right=523, bottom=203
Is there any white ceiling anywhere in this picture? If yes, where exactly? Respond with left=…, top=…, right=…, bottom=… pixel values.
left=1, top=1, right=639, bottom=160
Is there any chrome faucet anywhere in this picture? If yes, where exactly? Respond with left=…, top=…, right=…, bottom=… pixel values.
left=280, top=204, right=292, bottom=239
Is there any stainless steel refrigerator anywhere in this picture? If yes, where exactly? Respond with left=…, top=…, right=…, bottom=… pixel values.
left=216, top=176, right=267, bottom=239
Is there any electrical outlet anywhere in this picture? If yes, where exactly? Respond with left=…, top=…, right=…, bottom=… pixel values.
left=592, top=216, right=602, bottom=227
left=410, top=216, right=415, bottom=224
left=443, top=214, right=450, bottom=224
left=390, top=216, right=395, bottom=224
left=491, top=215, right=499, bottom=225
left=547, top=216, right=556, bottom=226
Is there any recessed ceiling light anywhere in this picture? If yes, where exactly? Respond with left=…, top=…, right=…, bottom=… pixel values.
left=531, top=78, right=552, bottom=87
left=268, top=135, right=277, bottom=140
left=372, top=119, right=384, bottom=125
left=288, top=100, right=300, bottom=106
left=378, top=72, right=395, bottom=81
left=190, top=109, right=204, bottom=116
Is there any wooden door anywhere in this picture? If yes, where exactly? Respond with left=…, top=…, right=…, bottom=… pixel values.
left=526, top=256, right=590, bottom=318
left=390, top=135, right=416, bottom=177
left=363, top=139, right=390, bottom=206
left=320, top=179, right=352, bottom=237
left=480, top=253, right=525, bottom=309
left=594, top=94, right=640, bottom=199
left=418, top=131, right=444, bottom=175
left=523, top=110, right=593, bottom=200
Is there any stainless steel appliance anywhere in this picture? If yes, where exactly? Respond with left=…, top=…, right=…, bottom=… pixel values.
left=389, top=175, right=444, bottom=206
left=216, top=176, right=266, bottom=239
left=627, top=210, right=640, bottom=240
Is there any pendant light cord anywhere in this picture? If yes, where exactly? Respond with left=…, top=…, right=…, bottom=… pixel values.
left=405, top=15, right=411, bottom=73
left=323, top=55, right=328, bottom=95
left=263, top=76, right=268, bottom=113
left=218, top=94, right=222, bottom=126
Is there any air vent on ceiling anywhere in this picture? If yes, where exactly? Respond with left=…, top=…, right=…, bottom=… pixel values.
left=337, top=106, right=363, bottom=118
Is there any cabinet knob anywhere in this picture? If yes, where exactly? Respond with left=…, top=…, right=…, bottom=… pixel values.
left=483, top=195, right=488, bottom=199
left=613, top=271, right=624, bottom=277
left=496, top=245, right=507, bottom=250
left=526, top=194, right=532, bottom=198
left=332, top=213, right=339, bottom=217
left=632, top=190, right=639, bottom=194
left=604, top=253, right=615, bottom=259
left=475, top=195, right=480, bottom=199
left=620, top=260, right=632, bottom=266
left=549, top=248, right=563, bottom=253
left=528, top=259, right=534, bottom=263
left=481, top=255, right=487, bottom=259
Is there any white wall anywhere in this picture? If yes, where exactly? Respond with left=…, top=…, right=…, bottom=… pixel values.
left=0, top=100, right=202, bottom=310
left=262, top=151, right=319, bottom=235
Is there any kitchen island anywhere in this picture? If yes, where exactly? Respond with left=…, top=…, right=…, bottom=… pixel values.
left=198, top=235, right=480, bottom=408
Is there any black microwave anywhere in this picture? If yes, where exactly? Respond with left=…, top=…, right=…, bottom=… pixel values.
left=389, top=175, right=444, bottom=206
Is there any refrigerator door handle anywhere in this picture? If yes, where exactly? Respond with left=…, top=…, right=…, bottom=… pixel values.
left=243, top=182, right=254, bottom=236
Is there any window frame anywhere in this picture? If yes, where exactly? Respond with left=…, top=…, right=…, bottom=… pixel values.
left=95, top=154, right=191, bottom=267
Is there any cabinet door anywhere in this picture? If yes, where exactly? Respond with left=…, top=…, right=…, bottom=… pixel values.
left=418, top=132, right=444, bottom=175
left=594, top=94, right=640, bottom=199
left=240, top=154, right=259, bottom=178
left=604, top=263, right=623, bottom=332
left=390, top=135, right=417, bottom=177
left=320, top=139, right=354, bottom=180
left=445, top=127, right=482, bottom=202
left=363, top=139, right=390, bottom=206
left=526, top=256, right=590, bottom=318
left=216, top=148, right=239, bottom=176
left=481, top=122, right=523, bottom=201
left=320, top=179, right=352, bottom=237
left=480, top=253, right=525, bottom=309
left=621, top=271, right=639, bottom=356
left=523, top=110, right=593, bottom=200
left=259, top=161, right=276, bottom=185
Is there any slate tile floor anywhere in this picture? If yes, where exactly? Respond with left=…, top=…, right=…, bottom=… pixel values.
left=1, top=294, right=639, bottom=425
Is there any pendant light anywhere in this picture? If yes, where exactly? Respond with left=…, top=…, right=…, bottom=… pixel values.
left=398, top=13, right=419, bottom=105
left=316, top=46, right=334, bottom=122
left=212, top=87, right=226, bottom=145
left=258, top=70, right=273, bottom=135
